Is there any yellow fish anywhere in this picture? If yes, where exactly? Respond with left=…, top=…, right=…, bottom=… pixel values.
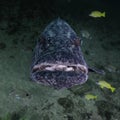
left=89, top=11, right=105, bottom=18
left=85, top=94, right=97, bottom=100
left=97, top=80, right=116, bottom=92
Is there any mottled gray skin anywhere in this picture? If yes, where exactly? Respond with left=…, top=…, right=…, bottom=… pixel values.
left=30, top=18, right=89, bottom=89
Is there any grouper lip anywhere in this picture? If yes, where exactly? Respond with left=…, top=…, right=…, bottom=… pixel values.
left=32, top=62, right=88, bottom=74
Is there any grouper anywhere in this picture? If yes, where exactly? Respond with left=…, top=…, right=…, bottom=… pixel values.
left=30, top=18, right=104, bottom=89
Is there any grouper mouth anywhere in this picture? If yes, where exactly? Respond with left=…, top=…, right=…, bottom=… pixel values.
left=31, top=62, right=88, bottom=89
left=33, top=62, right=88, bottom=73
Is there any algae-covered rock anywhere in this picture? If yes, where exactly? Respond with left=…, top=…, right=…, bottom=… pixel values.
left=0, top=42, right=6, bottom=50
left=95, top=100, right=115, bottom=120
left=57, top=97, right=74, bottom=113
left=69, top=83, right=92, bottom=96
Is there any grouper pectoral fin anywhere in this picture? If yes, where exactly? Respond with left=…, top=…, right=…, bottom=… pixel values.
left=88, top=67, right=105, bottom=75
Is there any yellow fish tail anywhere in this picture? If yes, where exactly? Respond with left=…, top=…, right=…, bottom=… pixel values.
left=102, top=12, right=105, bottom=17
left=111, top=87, right=116, bottom=92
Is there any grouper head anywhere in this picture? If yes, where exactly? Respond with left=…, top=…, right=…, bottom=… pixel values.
left=30, top=18, right=90, bottom=89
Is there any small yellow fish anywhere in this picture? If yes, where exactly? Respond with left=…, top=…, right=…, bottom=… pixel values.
left=89, top=11, right=105, bottom=18
left=85, top=94, right=97, bottom=100
left=97, top=80, right=116, bottom=92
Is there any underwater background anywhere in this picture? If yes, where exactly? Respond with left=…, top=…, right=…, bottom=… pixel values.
left=0, top=0, right=120, bottom=120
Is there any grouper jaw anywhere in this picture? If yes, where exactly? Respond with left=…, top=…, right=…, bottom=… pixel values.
left=32, top=62, right=88, bottom=74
